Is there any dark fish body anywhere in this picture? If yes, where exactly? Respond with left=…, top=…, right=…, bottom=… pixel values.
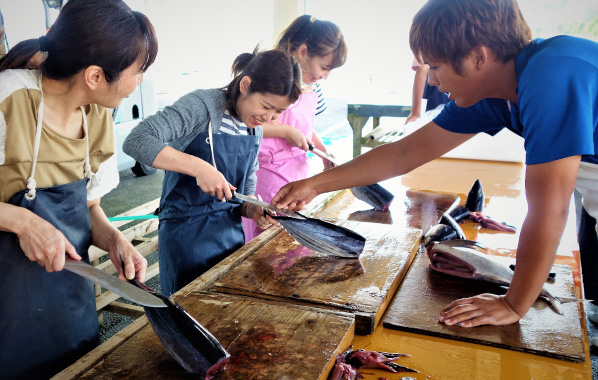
left=350, top=183, right=394, bottom=211
left=465, top=179, right=484, bottom=212
left=448, top=204, right=471, bottom=223
left=439, top=213, right=466, bottom=240
left=132, top=280, right=230, bottom=378
left=426, top=240, right=563, bottom=315
left=423, top=224, right=460, bottom=247
left=272, top=214, right=366, bottom=258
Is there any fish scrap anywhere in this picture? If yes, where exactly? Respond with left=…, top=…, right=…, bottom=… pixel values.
left=448, top=179, right=517, bottom=232
left=426, top=239, right=563, bottom=315
left=329, top=349, right=417, bottom=379
left=350, top=183, right=395, bottom=211
left=270, top=212, right=366, bottom=258
left=130, top=279, right=230, bottom=378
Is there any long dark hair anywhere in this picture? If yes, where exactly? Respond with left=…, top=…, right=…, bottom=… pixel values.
left=277, top=15, right=347, bottom=69
left=224, top=47, right=302, bottom=117
left=0, top=0, right=158, bottom=84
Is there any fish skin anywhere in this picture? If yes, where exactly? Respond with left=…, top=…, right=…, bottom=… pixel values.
left=272, top=214, right=366, bottom=258
left=131, top=279, right=230, bottom=377
left=447, top=204, right=471, bottom=223
left=465, top=179, right=484, bottom=212
left=440, top=213, right=466, bottom=240
left=423, top=224, right=459, bottom=247
left=426, top=240, right=563, bottom=315
left=350, top=183, right=394, bottom=211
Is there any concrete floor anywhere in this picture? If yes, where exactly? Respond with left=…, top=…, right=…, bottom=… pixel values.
left=100, top=98, right=598, bottom=378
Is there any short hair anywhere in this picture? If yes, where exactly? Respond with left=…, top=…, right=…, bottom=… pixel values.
left=410, top=0, right=532, bottom=75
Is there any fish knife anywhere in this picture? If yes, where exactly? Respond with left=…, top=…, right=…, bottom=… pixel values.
left=64, top=259, right=167, bottom=308
left=233, top=191, right=305, bottom=219
left=308, top=144, right=339, bottom=166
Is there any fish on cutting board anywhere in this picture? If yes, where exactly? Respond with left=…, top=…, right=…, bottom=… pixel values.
left=270, top=212, right=366, bottom=258
left=426, top=240, right=563, bottom=315
left=130, top=278, right=230, bottom=378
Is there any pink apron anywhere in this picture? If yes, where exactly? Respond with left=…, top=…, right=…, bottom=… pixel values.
left=243, top=90, right=318, bottom=242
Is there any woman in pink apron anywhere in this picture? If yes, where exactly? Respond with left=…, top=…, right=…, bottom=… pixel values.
left=243, top=15, right=347, bottom=241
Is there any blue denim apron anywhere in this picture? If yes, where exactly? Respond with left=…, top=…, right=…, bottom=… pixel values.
left=158, top=123, right=259, bottom=295
left=0, top=101, right=98, bottom=379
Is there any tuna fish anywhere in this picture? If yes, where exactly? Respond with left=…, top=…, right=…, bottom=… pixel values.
left=271, top=213, right=366, bottom=258
left=350, top=183, right=394, bottom=211
left=130, top=279, right=230, bottom=378
left=426, top=240, right=563, bottom=315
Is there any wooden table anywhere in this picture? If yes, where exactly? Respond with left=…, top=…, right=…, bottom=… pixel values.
left=56, top=158, right=592, bottom=380
left=349, top=158, right=592, bottom=380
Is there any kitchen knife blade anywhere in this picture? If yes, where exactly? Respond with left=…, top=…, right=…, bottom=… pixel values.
left=64, top=259, right=167, bottom=308
left=308, top=144, right=339, bottom=166
left=233, top=191, right=305, bottom=219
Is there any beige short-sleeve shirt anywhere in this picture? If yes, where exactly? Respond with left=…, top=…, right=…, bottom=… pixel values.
left=0, top=69, right=119, bottom=203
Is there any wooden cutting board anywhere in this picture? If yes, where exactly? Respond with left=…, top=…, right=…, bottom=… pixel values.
left=211, top=220, right=422, bottom=335
left=76, top=291, right=354, bottom=380
left=314, top=188, right=460, bottom=234
left=383, top=249, right=585, bottom=362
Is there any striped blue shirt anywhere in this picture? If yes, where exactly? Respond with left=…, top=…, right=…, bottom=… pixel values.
left=219, top=109, right=251, bottom=135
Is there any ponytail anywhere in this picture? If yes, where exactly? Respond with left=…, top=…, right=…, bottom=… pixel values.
left=0, top=0, right=158, bottom=83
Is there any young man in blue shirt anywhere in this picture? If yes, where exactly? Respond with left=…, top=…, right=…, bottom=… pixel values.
left=272, top=0, right=598, bottom=327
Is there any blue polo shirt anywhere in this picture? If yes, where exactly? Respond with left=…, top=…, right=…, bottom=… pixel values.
left=433, top=36, right=598, bottom=165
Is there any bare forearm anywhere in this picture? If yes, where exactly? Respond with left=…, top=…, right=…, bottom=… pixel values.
left=88, top=201, right=124, bottom=252
left=262, top=122, right=291, bottom=139
left=507, top=207, right=569, bottom=315
left=0, top=202, right=35, bottom=235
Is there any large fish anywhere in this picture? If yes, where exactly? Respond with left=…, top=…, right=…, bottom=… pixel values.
left=350, top=183, right=394, bottom=211
left=426, top=239, right=563, bottom=315
left=131, top=279, right=230, bottom=378
left=271, top=213, right=366, bottom=258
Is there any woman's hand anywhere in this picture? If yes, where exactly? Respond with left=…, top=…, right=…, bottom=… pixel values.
left=322, top=151, right=336, bottom=171
left=17, top=213, right=81, bottom=272
left=195, top=166, right=235, bottom=200
left=439, top=294, right=521, bottom=327
left=248, top=204, right=278, bottom=230
left=108, top=234, right=147, bottom=281
left=284, top=126, right=310, bottom=151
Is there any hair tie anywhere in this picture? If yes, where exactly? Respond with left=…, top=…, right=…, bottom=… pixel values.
left=309, top=15, right=317, bottom=23
left=38, top=36, right=48, bottom=52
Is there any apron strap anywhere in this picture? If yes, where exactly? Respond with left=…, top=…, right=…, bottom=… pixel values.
left=208, top=121, right=217, bottom=170
left=26, top=77, right=92, bottom=200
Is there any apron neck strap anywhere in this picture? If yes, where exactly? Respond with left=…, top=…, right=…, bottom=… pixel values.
left=26, top=81, right=91, bottom=200
left=208, top=121, right=217, bottom=170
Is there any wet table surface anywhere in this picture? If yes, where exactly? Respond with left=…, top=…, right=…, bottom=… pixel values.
left=348, top=158, right=592, bottom=380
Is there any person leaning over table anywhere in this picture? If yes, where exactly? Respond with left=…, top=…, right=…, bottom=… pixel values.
left=272, top=0, right=598, bottom=327
left=123, top=48, right=302, bottom=297
left=0, top=0, right=157, bottom=378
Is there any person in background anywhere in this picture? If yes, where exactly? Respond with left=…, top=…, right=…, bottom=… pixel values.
left=272, top=0, right=598, bottom=327
left=0, top=0, right=156, bottom=378
left=242, top=14, right=347, bottom=242
left=405, top=57, right=449, bottom=124
left=123, top=48, right=302, bottom=296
